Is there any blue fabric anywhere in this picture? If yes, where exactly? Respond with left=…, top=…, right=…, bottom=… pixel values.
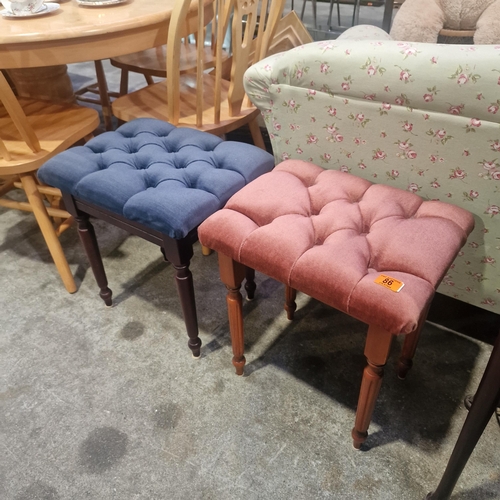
left=38, top=119, right=275, bottom=239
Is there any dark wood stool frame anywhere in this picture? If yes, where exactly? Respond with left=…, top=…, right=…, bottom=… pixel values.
left=62, top=192, right=256, bottom=358
left=427, top=330, right=500, bottom=500
left=218, top=252, right=428, bottom=449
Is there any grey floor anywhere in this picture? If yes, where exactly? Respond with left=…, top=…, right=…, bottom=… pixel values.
left=2, top=2, right=500, bottom=499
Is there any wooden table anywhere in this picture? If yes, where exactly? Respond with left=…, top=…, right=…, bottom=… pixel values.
left=0, top=0, right=208, bottom=101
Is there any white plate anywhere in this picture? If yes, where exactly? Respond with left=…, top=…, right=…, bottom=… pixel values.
left=76, top=0, right=127, bottom=6
left=1, top=2, right=59, bottom=17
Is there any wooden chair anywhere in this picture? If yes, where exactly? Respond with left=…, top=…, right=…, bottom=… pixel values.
left=111, top=0, right=286, bottom=150
left=110, top=9, right=310, bottom=96
left=109, top=43, right=230, bottom=96
left=109, top=2, right=232, bottom=97
left=85, top=5, right=233, bottom=132
left=0, top=72, right=100, bottom=293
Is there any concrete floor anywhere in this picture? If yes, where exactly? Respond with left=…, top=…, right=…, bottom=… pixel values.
left=2, top=2, right=500, bottom=499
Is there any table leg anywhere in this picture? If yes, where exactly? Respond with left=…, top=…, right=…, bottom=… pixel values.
left=6, top=65, right=75, bottom=103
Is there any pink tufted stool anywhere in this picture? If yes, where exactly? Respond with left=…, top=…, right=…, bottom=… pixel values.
left=198, top=160, right=475, bottom=449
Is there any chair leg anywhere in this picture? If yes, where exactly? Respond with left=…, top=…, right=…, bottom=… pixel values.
left=397, top=305, right=430, bottom=379
left=327, top=0, right=335, bottom=28
left=218, top=253, right=247, bottom=375
left=352, top=324, right=394, bottom=450
left=285, top=285, right=297, bottom=320
left=20, top=173, right=76, bottom=293
left=119, top=69, right=129, bottom=96
left=426, top=330, right=500, bottom=500
left=94, top=60, right=114, bottom=131
left=75, top=211, right=112, bottom=306
left=244, top=266, right=256, bottom=301
left=171, top=258, right=202, bottom=359
left=248, top=118, right=267, bottom=151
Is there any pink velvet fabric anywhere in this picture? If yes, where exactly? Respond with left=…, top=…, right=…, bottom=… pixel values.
left=198, top=160, right=475, bottom=335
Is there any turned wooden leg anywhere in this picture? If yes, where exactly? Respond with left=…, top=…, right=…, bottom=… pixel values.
left=75, top=212, right=112, bottom=306
left=20, top=174, right=76, bottom=293
left=352, top=325, right=394, bottom=450
left=244, top=267, right=256, bottom=301
left=171, top=259, right=201, bottom=358
left=285, top=285, right=297, bottom=320
left=218, top=253, right=247, bottom=375
left=397, top=305, right=430, bottom=379
left=426, top=331, right=500, bottom=500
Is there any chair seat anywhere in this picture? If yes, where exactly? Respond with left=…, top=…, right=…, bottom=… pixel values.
left=38, top=118, right=274, bottom=239
left=0, top=97, right=99, bottom=175
left=198, top=159, right=475, bottom=335
left=110, top=45, right=230, bottom=77
left=111, top=77, right=259, bottom=135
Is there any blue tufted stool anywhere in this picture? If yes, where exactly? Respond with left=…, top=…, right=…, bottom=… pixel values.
left=38, top=119, right=275, bottom=357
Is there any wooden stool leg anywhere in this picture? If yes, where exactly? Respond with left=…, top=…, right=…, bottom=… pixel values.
left=352, top=325, right=394, bottom=449
left=427, top=331, right=500, bottom=499
left=75, top=212, right=112, bottom=306
left=218, top=253, right=247, bottom=375
left=172, top=260, right=201, bottom=359
left=20, top=174, right=76, bottom=293
left=244, top=266, right=256, bottom=301
left=397, top=305, right=430, bottom=379
left=201, top=245, right=212, bottom=256
left=284, top=285, right=297, bottom=320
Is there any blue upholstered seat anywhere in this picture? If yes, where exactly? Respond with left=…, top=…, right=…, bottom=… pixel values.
left=38, top=119, right=274, bottom=239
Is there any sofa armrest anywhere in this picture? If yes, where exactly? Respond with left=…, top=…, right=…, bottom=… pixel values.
left=245, top=38, right=500, bottom=122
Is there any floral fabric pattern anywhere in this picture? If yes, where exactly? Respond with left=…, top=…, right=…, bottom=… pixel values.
left=244, top=26, right=500, bottom=313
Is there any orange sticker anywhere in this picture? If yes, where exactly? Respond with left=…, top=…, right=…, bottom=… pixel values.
left=374, top=274, right=405, bottom=293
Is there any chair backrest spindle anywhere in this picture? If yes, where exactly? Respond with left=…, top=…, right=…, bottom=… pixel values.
left=0, top=72, right=41, bottom=158
left=196, top=0, right=205, bottom=128
left=165, top=0, right=285, bottom=128
left=213, top=0, right=224, bottom=125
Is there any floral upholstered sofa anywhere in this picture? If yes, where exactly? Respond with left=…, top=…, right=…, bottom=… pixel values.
left=244, top=25, right=500, bottom=314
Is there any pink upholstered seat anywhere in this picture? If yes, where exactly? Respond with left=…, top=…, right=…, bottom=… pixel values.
left=201, top=160, right=474, bottom=336
left=198, top=159, right=475, bottom=449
